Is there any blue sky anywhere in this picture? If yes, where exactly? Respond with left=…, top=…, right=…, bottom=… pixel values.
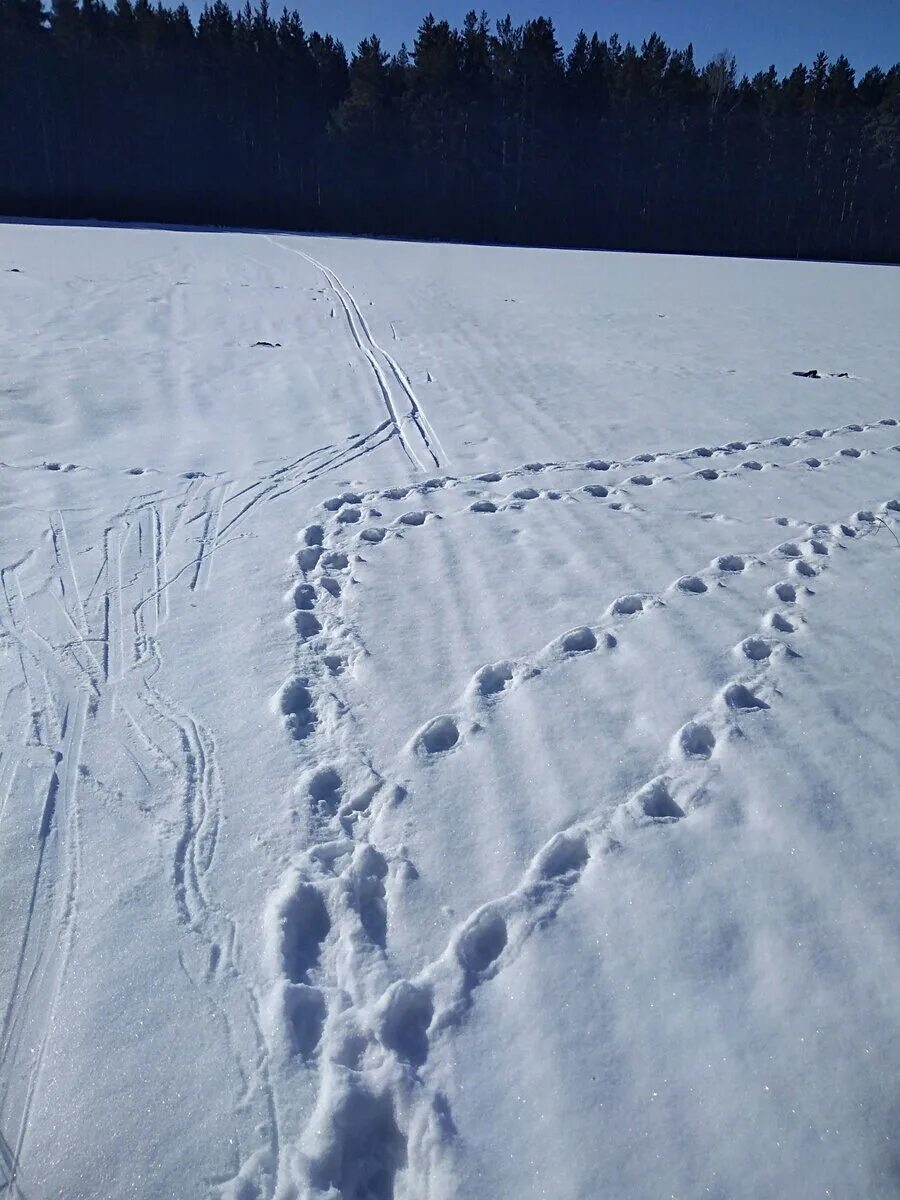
left=186, top=0, right=899, bottom=74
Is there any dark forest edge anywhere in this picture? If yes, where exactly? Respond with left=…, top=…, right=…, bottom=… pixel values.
left=1, top=1, right=899, bottom=262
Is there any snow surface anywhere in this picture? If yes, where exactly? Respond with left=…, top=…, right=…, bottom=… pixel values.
left=0, top=221, right=899, bottom=1200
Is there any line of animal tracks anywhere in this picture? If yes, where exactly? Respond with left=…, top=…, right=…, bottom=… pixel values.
left=1, top=234, right=898, bottom=1200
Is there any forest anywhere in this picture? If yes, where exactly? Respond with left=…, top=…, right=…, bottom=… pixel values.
left=1, top=0, right=898, bottom=261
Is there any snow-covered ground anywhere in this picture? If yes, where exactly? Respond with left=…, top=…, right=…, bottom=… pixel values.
left=1, top=221, right=899, bottom=1200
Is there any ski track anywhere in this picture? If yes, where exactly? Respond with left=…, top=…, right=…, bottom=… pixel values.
left=0, top=391, right=446, bottom=1195
left=265, top=236, right=445, bottom=474
left=1, top=227, right=897, bottom=1200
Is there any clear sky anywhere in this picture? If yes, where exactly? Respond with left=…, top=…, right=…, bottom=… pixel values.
left=185, top=0, right=900, bottom=75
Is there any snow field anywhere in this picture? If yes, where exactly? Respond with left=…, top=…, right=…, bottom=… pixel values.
left=0, top=223, right=898, bottom=1199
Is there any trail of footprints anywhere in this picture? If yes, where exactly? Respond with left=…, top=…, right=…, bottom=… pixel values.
left=257, top=416, right=900, bottom=1200
left=282, top=415, right=898, bottom=536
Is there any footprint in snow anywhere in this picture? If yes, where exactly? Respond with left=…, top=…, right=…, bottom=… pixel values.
left=559, top=627, right=598, bottom=653
left=677, top=575, right=708, bottom=594
left=377, top=981, right=434, bottom=1067
left=305, top=766, right=343, bottom=812
left=676, top=722, right=716, bottom=760
left=457, top=907, right=507, bottom=975
left=637, top=777, right=685, bottom=820
left=470, top=500, right=497, bottom=513
left=472, top=661, right=515, bottom=697
left=275, top=677, right=316, bottom=740
left=297, top=547, right=322, bottom=571
left=398, top=510, right=428, bottom=526
left=532, top=831, right=590, bottom=881
left=292, top=583, right=316, bottom=610
left=321, top=551, right=349, bottom=570
left=768, top=612, right=795, bottom=633
left=610, top=594, right=645, bottom=616
left=323, top=491, right=362, bottom=511
left=413, top=715, right=460, bottom=755
left=739, top=637, right=772, bottom=661
left=716, top=554, right=745, bottom=573
left=278, top=880, right=330, bottom=985
left=359, top=526, right=386, bottom=543
left=722, top=682, right=769, bottom=711
left=280, top=983, right=327, bottom=1060
left=294, top=611, right=321, bottom=638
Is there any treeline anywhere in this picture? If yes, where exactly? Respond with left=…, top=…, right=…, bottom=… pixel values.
left=1, top=0, right=899, bottom=260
